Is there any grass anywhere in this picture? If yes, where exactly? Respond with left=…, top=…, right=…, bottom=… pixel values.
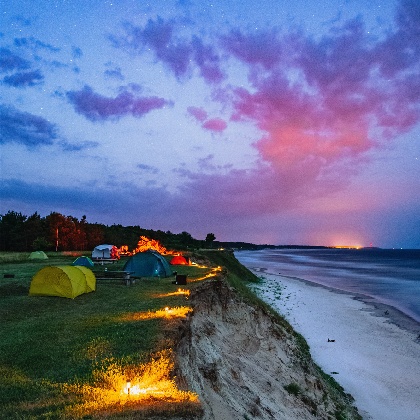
left=0, top=250, right=359, bottom=419
left=0, top=252, right=211, bottom=419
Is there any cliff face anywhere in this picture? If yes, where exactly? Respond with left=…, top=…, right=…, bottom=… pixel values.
left=176, top=278, right=361, bottom=420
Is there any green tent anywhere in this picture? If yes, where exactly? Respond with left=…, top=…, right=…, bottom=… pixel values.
left=29, top=251, right=48, bottom=260
left=123, top=250, right=173, bottom=278
left=29, top=265, right=95, bottom=299
left=72, top=256, right=94, bottom=268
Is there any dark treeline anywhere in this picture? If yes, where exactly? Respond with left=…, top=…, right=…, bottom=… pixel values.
left=0, top=210, right=209, bottom=252
left=0, top=210, right=329, bottom=253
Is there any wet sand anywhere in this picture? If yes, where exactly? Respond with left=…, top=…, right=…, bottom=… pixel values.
left=247, top=269, right=420, bottom=420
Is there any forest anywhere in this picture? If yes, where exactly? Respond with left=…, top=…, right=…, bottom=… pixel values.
left=0, top=210, right=316, bottom=252
left=0, top=210, right=208, bottom=252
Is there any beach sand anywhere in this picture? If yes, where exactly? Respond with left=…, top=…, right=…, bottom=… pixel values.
left=248, top=269, right=420, bottom=420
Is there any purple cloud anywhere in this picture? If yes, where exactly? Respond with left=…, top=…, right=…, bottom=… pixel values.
left=221, top=29, right=283, bottom=69
left=111, top=17, right=224, bottom=83
left=66, top=85, right=171, bottom=122
left=187, top=106, right=207, bottom=122
left=202, top=118, right=227, bottom=132
left=3, top=69, right=44, bottom=87
left=126, top=17, right=192, bottom=78
left=191, top=36, right=224, bottom=83
left=0, top=104, right=57, bottom=147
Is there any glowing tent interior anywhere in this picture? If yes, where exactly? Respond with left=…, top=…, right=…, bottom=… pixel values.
left=170, top=255, right=189, bottom=265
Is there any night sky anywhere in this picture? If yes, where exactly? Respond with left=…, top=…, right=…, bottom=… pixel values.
left=1, top=0, right=419, bottom=248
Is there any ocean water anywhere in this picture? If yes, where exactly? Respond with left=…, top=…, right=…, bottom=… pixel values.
left=235, top=248, right=420, bottom=324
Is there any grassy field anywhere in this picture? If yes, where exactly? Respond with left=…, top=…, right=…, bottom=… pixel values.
left=0, top=251, right=223, bottom=419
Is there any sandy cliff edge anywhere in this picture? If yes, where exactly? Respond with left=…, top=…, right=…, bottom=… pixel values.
left=175, top=278, right=361, bottom=420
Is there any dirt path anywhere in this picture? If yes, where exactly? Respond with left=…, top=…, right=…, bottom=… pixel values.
left=175, top=279, right=361, bottom=420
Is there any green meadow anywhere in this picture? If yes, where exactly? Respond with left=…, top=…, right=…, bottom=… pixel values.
left=0, top=251, right=222, bottom=419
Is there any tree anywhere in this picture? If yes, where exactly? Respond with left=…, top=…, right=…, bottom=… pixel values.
left=32, top=237, right=51, bottom=251
left=205, top=233, right=216, bottom=247
left=0, top=211, right=27, bottom=251
left=45, top=212, right=84, bottom=251
left=25, top=212, right=46, bottom=251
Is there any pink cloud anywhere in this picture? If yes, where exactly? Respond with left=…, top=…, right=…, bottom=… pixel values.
left=202, top=118, right=227, bottom=132
left=187, top=106, right=207, bottom=122
left=225, top=8, right=420, bottom=188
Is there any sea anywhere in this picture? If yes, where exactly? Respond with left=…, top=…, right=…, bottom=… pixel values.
left=235, top=248, right=420, bottom=325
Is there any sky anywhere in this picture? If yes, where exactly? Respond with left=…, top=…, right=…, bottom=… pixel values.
left=0, top=0, right=419, bottom=248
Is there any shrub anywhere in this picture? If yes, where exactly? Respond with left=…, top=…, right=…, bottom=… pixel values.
left=284, top=382, right=301, bottom=396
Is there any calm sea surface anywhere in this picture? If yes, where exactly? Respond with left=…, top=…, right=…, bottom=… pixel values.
left=235, top=248, right=420, bottom=324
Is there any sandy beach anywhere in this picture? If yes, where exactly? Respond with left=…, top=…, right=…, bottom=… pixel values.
left=247, top=270, right=420, bottom=420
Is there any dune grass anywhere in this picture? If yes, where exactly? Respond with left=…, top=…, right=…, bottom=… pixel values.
left=0, top=252, right=211, bottom=418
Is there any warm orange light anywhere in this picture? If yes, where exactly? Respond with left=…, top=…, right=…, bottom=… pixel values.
left=118, top=245, right=132, bottom=256
left=333, top=245, right=362, bottom=249
left=119, top=351, right=199, bottom=400
left=117, top=306, right=192, bottom=321
left=132, top=236, right=174, bottom=255
left=63, top=350, right=199, bottom=415
left=155, top=289, right=190, bottom=298
left=189, top=266, right=222, bottom=282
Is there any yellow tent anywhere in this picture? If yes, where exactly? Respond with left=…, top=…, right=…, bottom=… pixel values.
left=29, top=266, right=95, bottom=299
left=75, top=265, right=96, bottom=293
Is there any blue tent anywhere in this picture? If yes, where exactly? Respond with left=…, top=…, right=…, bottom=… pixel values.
left=72, top=256, right=94, bottom=268
left=123, top=251, right=173, bottom=278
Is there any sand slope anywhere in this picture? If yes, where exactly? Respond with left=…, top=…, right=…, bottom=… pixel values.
left=176, top=279, right=360, bottom=419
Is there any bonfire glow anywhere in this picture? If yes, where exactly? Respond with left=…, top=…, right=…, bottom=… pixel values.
left=132, top=236, right=173, bottom=255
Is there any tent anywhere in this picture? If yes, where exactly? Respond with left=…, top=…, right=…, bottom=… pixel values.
left=29, top=251, right=48, bottom=260
left=72, top=256, right=94, bottom=268
left=75, top=266, right=96, bottom=292
left=123, top=251, right=173, bottom=278
left=29, top=265, right=95, bottom=299
left=92, top=244, right=119, bottom=260
left=170, top=255, right=189, bottom=265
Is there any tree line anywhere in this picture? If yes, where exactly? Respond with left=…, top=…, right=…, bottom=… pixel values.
left=0, top=210, right=215, bottom=252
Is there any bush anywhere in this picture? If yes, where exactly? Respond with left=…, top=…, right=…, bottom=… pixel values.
left=284, top=383, right=301, bottom=396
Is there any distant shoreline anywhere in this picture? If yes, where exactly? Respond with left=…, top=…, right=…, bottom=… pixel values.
left=252, top=266, right=420, bottom=335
